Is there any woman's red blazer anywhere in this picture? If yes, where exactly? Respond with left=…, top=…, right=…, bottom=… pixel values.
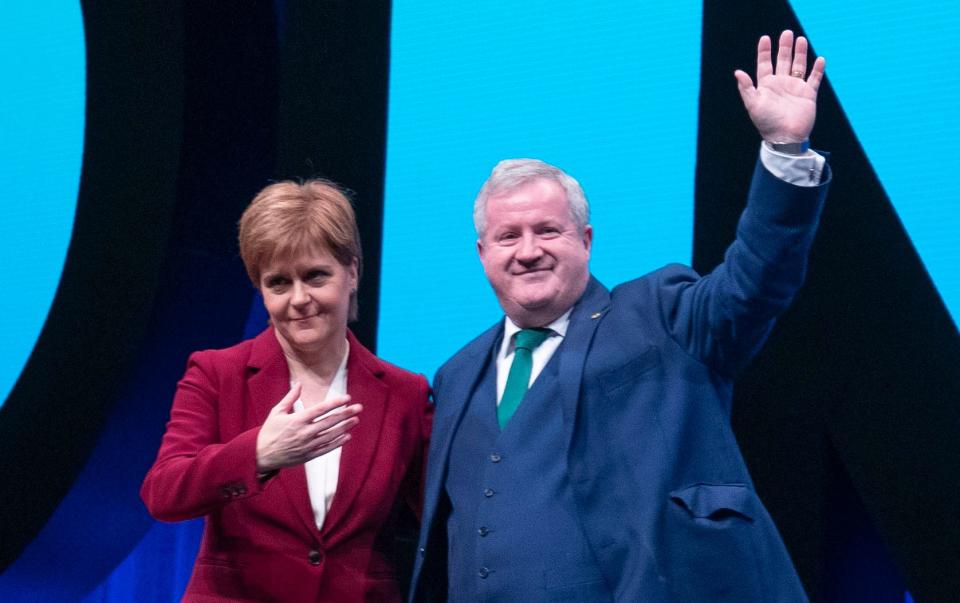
left=141, top=327, right=432, bottom=602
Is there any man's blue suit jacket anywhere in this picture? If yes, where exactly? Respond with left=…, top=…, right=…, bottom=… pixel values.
left=411, top=158, right=831, bottom=602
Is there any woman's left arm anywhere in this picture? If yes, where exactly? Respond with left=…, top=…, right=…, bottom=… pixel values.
left=140, top=351, right=265, bottom=522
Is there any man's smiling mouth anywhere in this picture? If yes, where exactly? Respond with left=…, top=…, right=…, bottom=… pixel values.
left=513, top=268, right=550, bottom=276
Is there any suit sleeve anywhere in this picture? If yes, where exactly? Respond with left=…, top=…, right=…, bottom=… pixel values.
left=656, top=157, right=831, bottom=376
left=140, top=352, right=267, bottom=522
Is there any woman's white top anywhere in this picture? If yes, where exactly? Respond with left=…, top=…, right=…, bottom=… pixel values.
left=292, top=341, right=349, bottom=531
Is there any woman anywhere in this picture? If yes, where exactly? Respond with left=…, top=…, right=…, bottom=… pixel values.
left=141, top=179, right=432, bottom=602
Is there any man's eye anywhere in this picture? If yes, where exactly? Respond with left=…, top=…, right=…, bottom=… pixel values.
left=499, top=232, right=519, bottom=242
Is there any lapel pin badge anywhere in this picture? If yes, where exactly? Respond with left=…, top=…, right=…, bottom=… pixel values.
left=590, top=312, right=602, bottom=319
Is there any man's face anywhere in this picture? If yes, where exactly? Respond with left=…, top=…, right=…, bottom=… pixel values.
left=478, top=178, right=592, bottom=328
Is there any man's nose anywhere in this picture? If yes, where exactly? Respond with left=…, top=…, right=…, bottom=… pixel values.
left=515, top=233, right=542, bottom=263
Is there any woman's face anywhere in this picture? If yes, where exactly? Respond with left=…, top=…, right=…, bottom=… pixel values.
left=258, top=246, right=358, bottom=358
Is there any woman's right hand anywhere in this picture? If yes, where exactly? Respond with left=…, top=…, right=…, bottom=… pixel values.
left=255, top=382, right=362, bottom=474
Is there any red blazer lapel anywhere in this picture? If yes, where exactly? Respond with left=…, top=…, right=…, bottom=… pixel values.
left=321, top=331, right=388, bottom=540
left=246, top=327, right=321, bottom=539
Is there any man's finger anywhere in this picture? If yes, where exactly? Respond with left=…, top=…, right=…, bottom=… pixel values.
left=775, top=30, right=794, bottom=76
left=756, top=35, right=773, bottom=81
left=791, top=36, right=809, bottom=78
left=806, top=56, right=826, bottom=93
left=734, top=70, right=756, bottom=105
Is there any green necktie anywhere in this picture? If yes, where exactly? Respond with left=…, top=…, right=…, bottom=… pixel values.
left=498, top=328, right=551, bottom=428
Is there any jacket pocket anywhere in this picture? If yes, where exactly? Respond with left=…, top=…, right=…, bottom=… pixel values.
left=599, top=346, right=660, bottom=396
left=669, top=482, right=756, bottom=522
left=663, top=483, right=765, bottom=599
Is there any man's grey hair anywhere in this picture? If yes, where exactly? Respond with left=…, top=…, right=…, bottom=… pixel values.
left=473, top=159, right=589, bottom=237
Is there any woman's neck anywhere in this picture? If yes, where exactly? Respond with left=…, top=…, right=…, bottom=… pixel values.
left=275, top=331, right=348, bottom=383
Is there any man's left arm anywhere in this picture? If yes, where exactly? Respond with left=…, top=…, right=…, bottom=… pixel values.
left=658, top=30, right=830, bottom=375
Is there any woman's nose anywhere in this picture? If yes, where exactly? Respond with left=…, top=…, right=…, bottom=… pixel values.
left=290, top=281, right=311, bottom=306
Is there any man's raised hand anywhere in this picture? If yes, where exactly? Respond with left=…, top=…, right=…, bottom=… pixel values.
left=734, top=30, right=826, bottom=145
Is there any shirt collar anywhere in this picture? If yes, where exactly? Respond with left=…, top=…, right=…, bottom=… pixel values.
left=503, top=308, right=572, bottom=348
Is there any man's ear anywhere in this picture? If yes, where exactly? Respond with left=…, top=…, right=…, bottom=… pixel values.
left=477, top=238, right=485, bottom=259
left=582, top=224, right=593, bottom=253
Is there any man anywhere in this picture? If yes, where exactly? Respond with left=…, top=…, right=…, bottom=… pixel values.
left=412, top=31, right=828, bottom=601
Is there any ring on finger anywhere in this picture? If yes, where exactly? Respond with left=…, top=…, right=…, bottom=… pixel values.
left=790, top=69, right=805, bottom=78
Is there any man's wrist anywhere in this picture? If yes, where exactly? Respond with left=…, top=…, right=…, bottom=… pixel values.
left=759, top=141, right=825, bottom=187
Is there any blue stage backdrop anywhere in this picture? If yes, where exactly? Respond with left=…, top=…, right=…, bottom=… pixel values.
left=0, top=1, right=956, bottom=601
left=0, top=2, right=84, bottom=408
left=378, top=0, right=701, bottom=379
left=789, top=0, right=960, bottom=326
left=379, top=0, right=960, bottom=379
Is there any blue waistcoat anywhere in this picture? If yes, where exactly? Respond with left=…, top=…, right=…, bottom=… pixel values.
left=444, top=342, right=611, bottom=601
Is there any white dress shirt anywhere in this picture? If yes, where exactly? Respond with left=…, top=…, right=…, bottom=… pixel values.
left=760, top=141, right=825, bottom=186
left=495, top=309, right=571, bottom=403
left=292, top=340, right=349, bottom=531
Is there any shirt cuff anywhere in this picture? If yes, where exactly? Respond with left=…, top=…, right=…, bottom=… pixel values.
left=759, top=141, right=826, bottom=187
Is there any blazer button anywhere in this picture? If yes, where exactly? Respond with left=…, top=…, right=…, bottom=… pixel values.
left=308, top=549, right=323, bottom=565
left=220, top=487, right=232, bottom=499
left=478, top=527, right=490, bottom=537
left=478, top=566, right=490, bottom=579
left=419, top=547, right=426, bottom=557
left=483, top=488, right=494, bottom=497
left=489, top=453, right=501, bottom=463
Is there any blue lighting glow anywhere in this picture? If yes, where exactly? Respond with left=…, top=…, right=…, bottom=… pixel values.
left=791, top=0, right=960, bottom=327
left=379, top=0, right=702, bottom=377
left=0, top=3, right=85, bottom=408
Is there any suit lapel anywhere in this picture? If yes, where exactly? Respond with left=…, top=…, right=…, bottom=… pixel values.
left=246, top=327, right=321, bottom=539
left=320, top=331, right=388, bottom=540
left=558, top=277, right=611, bottom=448
left=422, top=322, right=502, bottom=527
